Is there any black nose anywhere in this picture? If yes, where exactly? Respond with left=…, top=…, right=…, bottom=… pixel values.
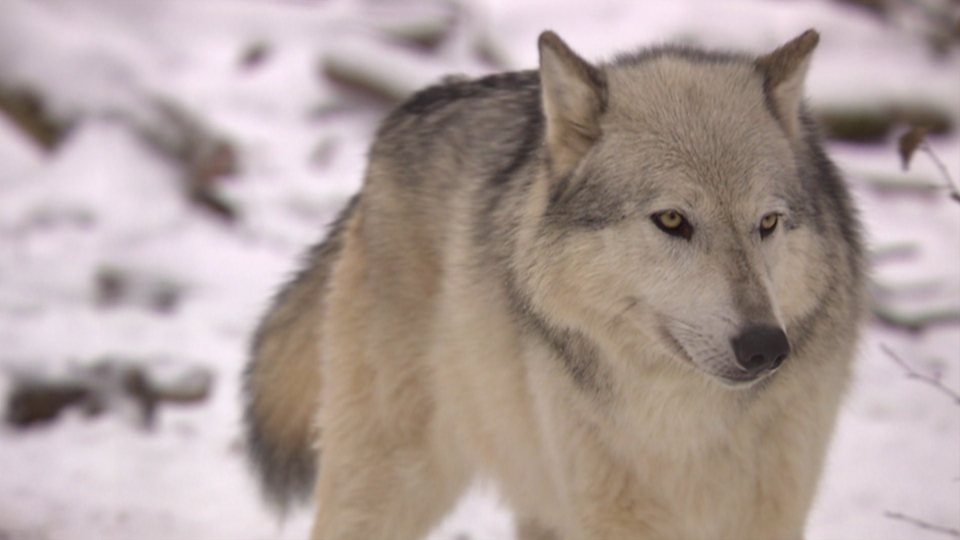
left=731, top=325, right=790, bottom=373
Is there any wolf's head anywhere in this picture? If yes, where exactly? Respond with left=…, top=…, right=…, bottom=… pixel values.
left=517, top=30, right=835, bottom=389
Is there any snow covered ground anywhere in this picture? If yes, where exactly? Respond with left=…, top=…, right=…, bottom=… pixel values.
left=0, top=1, right=957, bottom=539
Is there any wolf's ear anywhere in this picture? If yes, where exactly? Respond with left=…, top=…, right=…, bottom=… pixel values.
left=538, top=31, right=607, bottom=178
left=756, top=29, right=819, bottom=141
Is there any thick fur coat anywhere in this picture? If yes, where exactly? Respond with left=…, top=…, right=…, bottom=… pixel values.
left=244, top=30, right=866, bottom=540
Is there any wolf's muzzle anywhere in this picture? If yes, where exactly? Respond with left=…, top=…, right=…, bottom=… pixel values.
left=731, top=325, right=790, bottom=374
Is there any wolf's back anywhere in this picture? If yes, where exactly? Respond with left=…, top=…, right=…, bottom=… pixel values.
left=242, top=196, right=358, bottom=512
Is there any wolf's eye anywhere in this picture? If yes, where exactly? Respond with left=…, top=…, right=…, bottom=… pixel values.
left=652, top=211, right=693, bottom=240
left=759, top=213, right=779, bottom=238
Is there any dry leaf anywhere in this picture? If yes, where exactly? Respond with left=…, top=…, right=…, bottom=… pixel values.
left=898, top=126, right=928, bottom=171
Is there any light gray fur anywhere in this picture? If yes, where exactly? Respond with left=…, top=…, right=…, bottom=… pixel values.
left=243, top=30, right=866, bottom=539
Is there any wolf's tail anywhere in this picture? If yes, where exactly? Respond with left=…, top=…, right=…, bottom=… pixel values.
left=242, top=196, right=358, bottom=512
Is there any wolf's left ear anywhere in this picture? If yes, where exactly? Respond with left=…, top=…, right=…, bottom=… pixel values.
left=756, top=29, right=819, bottom=141
left=538, top=31, right=607, bottom=178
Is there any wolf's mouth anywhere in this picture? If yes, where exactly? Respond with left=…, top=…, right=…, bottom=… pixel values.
left=715, top=367, right=778, bottom=388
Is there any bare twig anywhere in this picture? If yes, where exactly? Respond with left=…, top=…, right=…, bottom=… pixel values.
left=881, top=344, right=960, bottom=405
left=885, top=511, right=960, bottom=538
left=920, top=142, right=960, bottom=204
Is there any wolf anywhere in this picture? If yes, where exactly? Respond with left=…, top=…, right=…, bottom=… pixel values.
left=243, top=29, right=866, bottom=540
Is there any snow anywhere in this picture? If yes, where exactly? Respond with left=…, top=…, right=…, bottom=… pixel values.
left=0, top=0, right=957, bottom=539
left=0, top=115, right=43, bottom=185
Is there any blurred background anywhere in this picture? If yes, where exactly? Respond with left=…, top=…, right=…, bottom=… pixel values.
left=0, top=0, right=957, bottom=539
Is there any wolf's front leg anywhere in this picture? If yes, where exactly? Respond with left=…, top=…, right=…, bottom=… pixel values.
left=309, top=438, right=467, bottom=540
left=516, top=516, right=560, bottom=540
left=309, top=310, right=469, bottom=538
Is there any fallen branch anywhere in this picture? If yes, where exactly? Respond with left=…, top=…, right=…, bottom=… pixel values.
left=869, top=242, right=921, bottom=265
left=872, top=303, right=960, bottom=333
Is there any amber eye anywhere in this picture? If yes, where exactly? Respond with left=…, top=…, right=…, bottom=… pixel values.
left=658, top=211, right=683, bottom=229
left=760, top=213, right=779, bottom=238
left=652, top=210, right=693, bottom=240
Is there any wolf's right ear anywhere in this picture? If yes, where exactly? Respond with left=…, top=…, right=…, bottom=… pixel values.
left=756, top=29, right=819, bottom=142
left=538, top=31, right=607, bottom=178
